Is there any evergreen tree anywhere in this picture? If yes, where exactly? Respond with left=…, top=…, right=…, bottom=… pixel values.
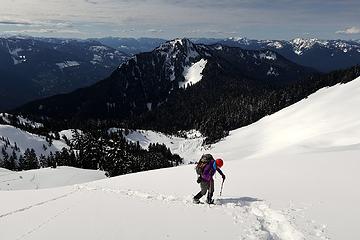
left=23, top=148, right=39, bottom=170
left=18, top=155, right=25, bottom=171
left=1, top=147, right=9, bottom=170
left=0, top=152, right=4, bottom=169
left=6, top=150, right=17, bottom=170
left=48, top=152, right=56, bottom=168
left=39, top=154, right=48, bottom=168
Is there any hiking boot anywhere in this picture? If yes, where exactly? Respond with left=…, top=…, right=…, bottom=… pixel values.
left=193, top=198, right=201, bottom=204
left=206, top=198, right=214, bottom=204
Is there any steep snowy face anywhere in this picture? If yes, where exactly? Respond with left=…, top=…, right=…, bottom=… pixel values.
left=180, top=59, right=208, bottom=88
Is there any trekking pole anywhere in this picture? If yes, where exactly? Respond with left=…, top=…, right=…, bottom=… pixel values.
left=219, top=179, right=224, bottom=196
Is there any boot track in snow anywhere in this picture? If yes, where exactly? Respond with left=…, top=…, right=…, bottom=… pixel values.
left=78, top=184, right=328, bottom=240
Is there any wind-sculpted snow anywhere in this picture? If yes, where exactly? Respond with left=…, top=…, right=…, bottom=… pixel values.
left=78, top=184, right=310, bottom=240
left=0, top=174, right=325, bottom=240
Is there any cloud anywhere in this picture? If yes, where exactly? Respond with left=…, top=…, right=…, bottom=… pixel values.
left=147, top=29, right=164, bottom=33
left=4, top=28, right=83, bottom=35
left=0, top=0, right=360, bottom=39
left=0, top=20, right=32, bottom=26
left=336, top=27, right=360, bottom=35
left=84, top=0, right=99, bottom=4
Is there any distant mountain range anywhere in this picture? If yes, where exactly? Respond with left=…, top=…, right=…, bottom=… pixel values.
left=93, top=37, right=167, bottom=55
left=0, top=36, right=129, bottom=111
left=14, top=38, right=315, bottom=133
left=9, top=37, right=360, bottom=141
left=95, top=37, right=360, bottom=73
left=1, top=35, right=359, bottom=112
left=215, top=37, right=360, bottom=73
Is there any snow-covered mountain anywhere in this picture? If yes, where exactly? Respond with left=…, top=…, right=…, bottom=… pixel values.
left=217, top=37, right=360, bottom=72
left=2, top=35, right=358, bottom=113
left=93, top=36, right=360, bottom=73
left=61, top=37, right=360, bottom=75
left=1, top=76, right=359, bottom=240
left=0, top=36, right=129, bottom=111
left=15, top=38, right=314, bottom=121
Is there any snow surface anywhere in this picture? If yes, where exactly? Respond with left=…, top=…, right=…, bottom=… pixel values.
left=1, top=77, right=360, bottom=239
left=0, top=113, right=44, bottom=129
left=56, top=61, right=80, bottom=69
left=146, top=102, right=152, bottom=111
left=7, top=46, right=26, bottom=65
left=259, top=51, right=277, bottom=60
left=267, top=66, right=279, bottom=76
left=267, top=41, right=284, bottom=49
left=0, top=167, right=107, bottom=190
left=179, top=58, right=207, bottom=88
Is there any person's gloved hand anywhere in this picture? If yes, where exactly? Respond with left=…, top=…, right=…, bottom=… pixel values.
left=222, top=174, right=226, bottom=181
left=197, top=176, right=202, bottom=183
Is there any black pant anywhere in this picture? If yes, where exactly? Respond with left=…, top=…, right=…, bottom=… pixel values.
left=194, top=179, right=214, bottom=201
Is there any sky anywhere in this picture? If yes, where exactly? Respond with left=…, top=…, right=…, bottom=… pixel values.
left=0, top=0, right=359, bottom=40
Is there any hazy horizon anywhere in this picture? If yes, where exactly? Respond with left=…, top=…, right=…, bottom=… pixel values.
left=1, top=34, right=359, bottom=42
left=0, top=0, right=359, bottom=40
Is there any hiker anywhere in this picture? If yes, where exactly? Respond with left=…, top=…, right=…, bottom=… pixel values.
left=193, top=155, right=226, bottom=204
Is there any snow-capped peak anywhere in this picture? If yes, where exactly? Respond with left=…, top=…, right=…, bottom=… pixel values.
left=157, top=38, right=194, bottom=52
left=169, top=38, right=185, bottom=47
left=288, top=38, right=360, bottom=55
left=155, top=38, right=202, bottom=82
left=290, top=38, right=322, bottom=55
left=156, top=38, right=200, bottom=61
left=266, top=41, right=284, bottom=49
left=228, top=37, right=251, bottom=45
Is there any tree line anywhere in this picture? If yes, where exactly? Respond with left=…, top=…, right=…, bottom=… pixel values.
left=0, top=129, right=182, bottom=177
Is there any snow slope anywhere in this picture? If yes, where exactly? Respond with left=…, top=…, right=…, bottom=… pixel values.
left=179, top=58, right=207, bottom=88
left=0, top=124, right=68, bottom=157
left=0, top=167, right=107, bottom=190
left=123, top=129, right=204, bottom=163
left=1, top=77, right=360, bottom=239
left=211, top=77, right=360, bottom=160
